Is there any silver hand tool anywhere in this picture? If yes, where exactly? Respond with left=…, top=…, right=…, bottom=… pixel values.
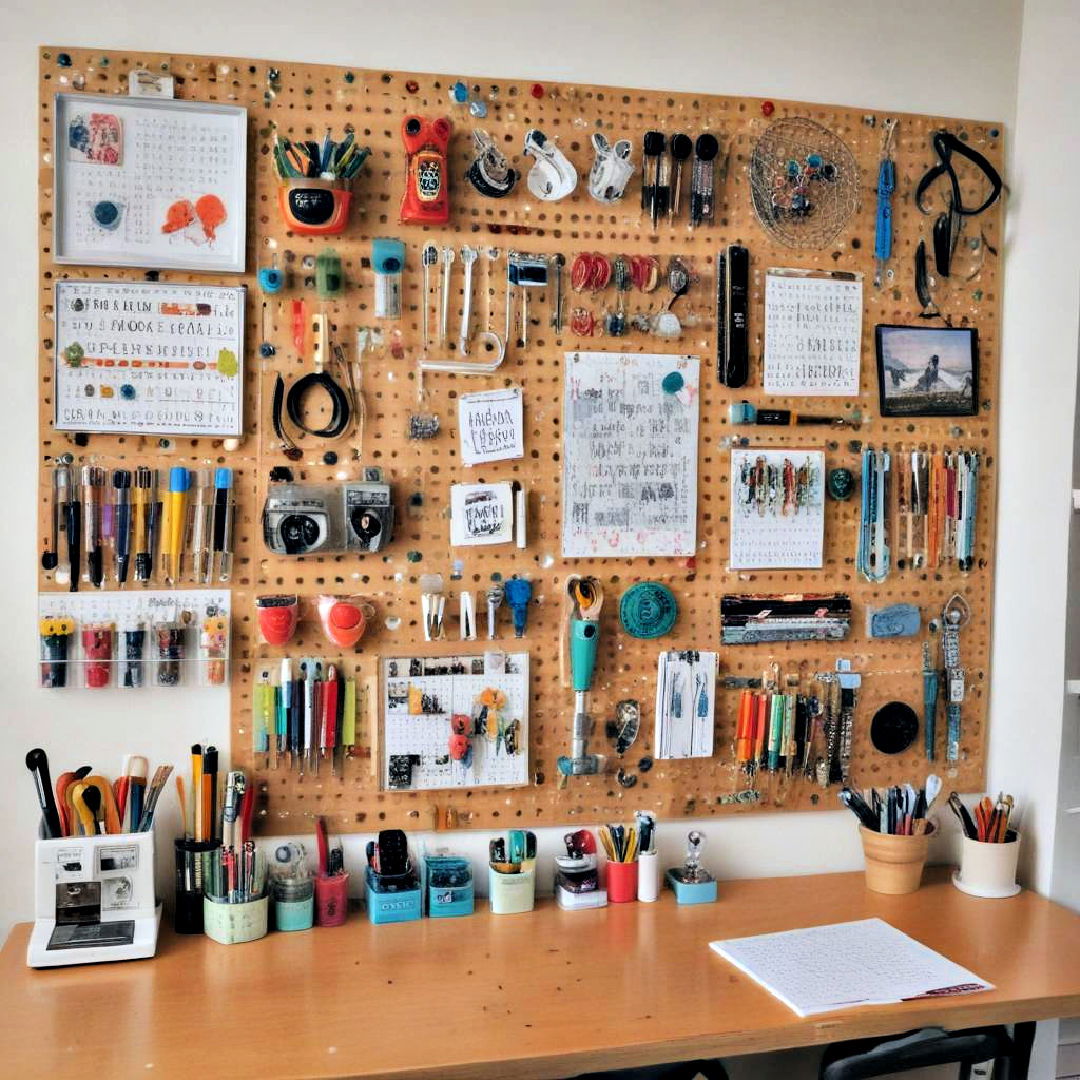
left=458, top=246, right=478, bottom=354
left=421, top=243, right=438, bottom=351
left=439, top=246, right=456, bottom=347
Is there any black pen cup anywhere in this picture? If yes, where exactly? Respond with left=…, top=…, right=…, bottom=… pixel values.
left=174, top=837, right=219, bottom=934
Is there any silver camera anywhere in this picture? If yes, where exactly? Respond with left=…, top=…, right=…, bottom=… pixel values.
left=263, top=480, right=394, bottom=556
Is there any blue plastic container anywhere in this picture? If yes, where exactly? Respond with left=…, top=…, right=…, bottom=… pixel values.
left=365, top=866, right=422, bottom=925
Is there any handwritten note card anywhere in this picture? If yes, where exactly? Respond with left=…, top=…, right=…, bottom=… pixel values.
left=55, top=94, right=247, bottom=272
left=54, top=281, right=244, bottom=437
left=562, top=352, right=700, bottom=558
left=764, top=270, right=863, bottom=396
left=729, top=449, right=825, bottom=569
left=382, top=653, right=530, bottom=791
left=458, top=388, right=524, bottom=465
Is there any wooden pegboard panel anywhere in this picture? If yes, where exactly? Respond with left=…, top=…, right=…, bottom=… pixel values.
left=37, top=47, right=1003, bottom=834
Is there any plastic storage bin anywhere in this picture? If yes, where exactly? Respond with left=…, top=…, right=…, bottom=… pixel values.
left=488, top=866, right=536, bottom=914
left=424, top=854, right=474, bottom=919
left=365, top=865, right=422, bottom=925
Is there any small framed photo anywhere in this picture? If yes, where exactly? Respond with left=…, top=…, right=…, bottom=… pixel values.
left=875, top=325, right=979, bottom=418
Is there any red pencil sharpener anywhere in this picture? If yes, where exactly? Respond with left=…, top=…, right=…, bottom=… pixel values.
left=400, top=115, right=451, bottom=225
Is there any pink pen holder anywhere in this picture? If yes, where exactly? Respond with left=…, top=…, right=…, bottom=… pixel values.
left=315, top=872, right=349, bottom=926
left=606, top=860, right=639, bottom=903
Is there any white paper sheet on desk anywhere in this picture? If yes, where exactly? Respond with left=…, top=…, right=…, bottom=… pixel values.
left=709, top=918, right=993, bottom=1017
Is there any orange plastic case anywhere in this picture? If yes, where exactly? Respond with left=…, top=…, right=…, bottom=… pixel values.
left=278, top=179, right=353, bottom=236
left=400, top=116, right=451, bottom=225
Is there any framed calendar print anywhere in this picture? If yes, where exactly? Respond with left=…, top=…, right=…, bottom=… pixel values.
left=54, top=280, right=245, bottom=437
left=53, top=94, right=247, bottom=272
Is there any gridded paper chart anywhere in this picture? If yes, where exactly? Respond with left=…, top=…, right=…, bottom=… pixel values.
left=54, top=281, right=244, bottom=436
left=381, top=653, right=529, bottom=791
left=55, top=94, right=246, bottom=271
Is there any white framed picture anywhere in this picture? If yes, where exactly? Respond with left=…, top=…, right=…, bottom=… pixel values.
left=53, top=93, right=247, bottom=272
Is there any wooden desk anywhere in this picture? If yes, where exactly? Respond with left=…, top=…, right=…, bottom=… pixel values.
left=4, top=868, right=1080, bottom=1080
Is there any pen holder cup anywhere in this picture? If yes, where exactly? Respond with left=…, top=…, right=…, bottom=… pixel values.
left=278, top=179, right=353, bottom=236
left=273, top=879, right=314, bottom=932
left=173, top=837, right=218, bottom=935
left=637, top=851, right=661, bottom=903
left=365, top=866, right=422, bottom=925
left=488, top=866, right=536, bottom=914
left=425, top=856, right=474, bottom=919
left=606, top=860, right=639, bottom=903
left=203, top=895, right=268, bottom=945
left=954, top=832, right=1021, bottom=899
left=860, top=825, right=934, bottom=895
left=315, top=872, right=349, bottom=927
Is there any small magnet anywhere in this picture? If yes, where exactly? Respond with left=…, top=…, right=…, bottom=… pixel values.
left=827, top=467, right=855, bottom=501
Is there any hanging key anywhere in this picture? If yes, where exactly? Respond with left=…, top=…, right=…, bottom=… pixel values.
left=458, top=246, right=478, bottom=354
left=439, top=246, right=456, bottom=347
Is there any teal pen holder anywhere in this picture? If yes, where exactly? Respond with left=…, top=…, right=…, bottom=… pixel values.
left=427, top=880, right=474, bottom=918
left=274, top=894, right=314, bottom=932
left=488, top=866, right=536, bottom=914
left=666, top=869, right=717, bottom=905
left=424, top=852, right=474, bottom=918
left=365, top=866, right=422, bottom=925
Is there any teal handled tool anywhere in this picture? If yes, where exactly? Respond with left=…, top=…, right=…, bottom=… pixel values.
left=557, top=576, right=604, bottom=781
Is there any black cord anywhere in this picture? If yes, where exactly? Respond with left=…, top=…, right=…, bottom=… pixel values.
left=285, top=370, right=352, bottom=439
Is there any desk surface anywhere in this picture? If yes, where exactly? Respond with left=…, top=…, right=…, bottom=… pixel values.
left=4, top=869, right=1080, bottom=1080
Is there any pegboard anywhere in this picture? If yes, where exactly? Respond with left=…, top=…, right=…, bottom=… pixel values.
left=36, top=46, right=1004, bottom=835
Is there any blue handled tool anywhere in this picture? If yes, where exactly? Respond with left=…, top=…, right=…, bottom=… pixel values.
left=874, top=119, right=897, bottom=288
left=557, top=576, right=604, bottom=779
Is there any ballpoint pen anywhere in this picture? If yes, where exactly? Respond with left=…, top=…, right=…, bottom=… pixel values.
left=144, top=468, right=162, bottom=584
left=42, top=465, right=61, bottom=573
left=163, top=467, right=190, bottom=584
left=280, top=657, right=292, bottom=763
left=212, top=467, right=234, bottom=583
left=133, top=466, right=152, bottom=583
left=81, top=466, right=105, bottom=588
left=112, top=469, right=132, bottom=584
left=189, top=469, right=213, bottom=584
left=54, top=463, right=77, bottom=588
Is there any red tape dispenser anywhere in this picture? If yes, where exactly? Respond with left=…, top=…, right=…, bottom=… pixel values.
left=317, top=595, right=374, bottom=650
left=400, top=115, right=452, bottom=225
left=256, top=595, right=299, bottom=646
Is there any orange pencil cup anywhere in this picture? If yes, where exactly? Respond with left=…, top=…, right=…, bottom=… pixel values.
left=278, top=179, right=353, bottom=236
left=606, top=860, right=639, bottom=903
left=860, top=825, right=934, bottom=895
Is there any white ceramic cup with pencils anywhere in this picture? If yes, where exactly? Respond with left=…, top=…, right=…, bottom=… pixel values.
left=951, top=792, right=1021, bottom=899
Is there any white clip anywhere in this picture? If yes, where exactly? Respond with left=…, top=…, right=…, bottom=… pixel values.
left=523, top=129, right=578, bottom=201
left=459, top=591, right=477, bottom=641
left=588, top=133, right=634, bottom=203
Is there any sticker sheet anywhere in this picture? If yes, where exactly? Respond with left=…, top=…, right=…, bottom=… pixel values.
left=458, top=387, right=524, bottom=465
left=55, top=94, right=246, bottom=271
left=729, top=449, right=826, bottom=569
left=449, top=482, right=515, bottom=546
left=381, top=653, right=529, bottom=791
left=562, top=352, right=700, bottom=558
left=763, top=270, right=863, bottom=396
left=54, top=281, right=244, bottom=436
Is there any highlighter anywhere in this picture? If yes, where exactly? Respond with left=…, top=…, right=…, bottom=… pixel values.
left=165, top=467, right=190, bottom=584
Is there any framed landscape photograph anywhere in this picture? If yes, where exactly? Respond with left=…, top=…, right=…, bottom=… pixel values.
left=875, top=325, right=979, bottom=418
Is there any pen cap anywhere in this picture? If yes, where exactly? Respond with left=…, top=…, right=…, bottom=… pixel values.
left=169, top=467, right=191, bottom=493
left=214, top=467, right=233, bottom=491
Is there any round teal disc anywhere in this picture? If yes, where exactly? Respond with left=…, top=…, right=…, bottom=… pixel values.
left=619, top=582, right=678, bottom=639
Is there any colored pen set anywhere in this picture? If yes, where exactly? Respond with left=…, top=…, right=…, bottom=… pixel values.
left=251, top=658, right=362, bottom=774
left=25, top=747, right=173, bottom=838
left=272, top=130, right=370, bottom=181
left=42, top=459, right=235, bottom=589
left=599, top=821, right=639, bottom=863
left=39, top=596, right=229, bottom=690
left=839, top=775, right=942, bottom=835
left=948, top=791, right=1016, bottom=843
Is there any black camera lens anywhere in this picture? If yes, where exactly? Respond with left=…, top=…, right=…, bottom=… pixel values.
left=350, top=508, right=382, bottom=545
left=280, top=514, right=321, bottom=555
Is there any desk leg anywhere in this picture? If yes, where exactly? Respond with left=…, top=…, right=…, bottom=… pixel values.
left=1007, top=1020, right=1036, bottom=1080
